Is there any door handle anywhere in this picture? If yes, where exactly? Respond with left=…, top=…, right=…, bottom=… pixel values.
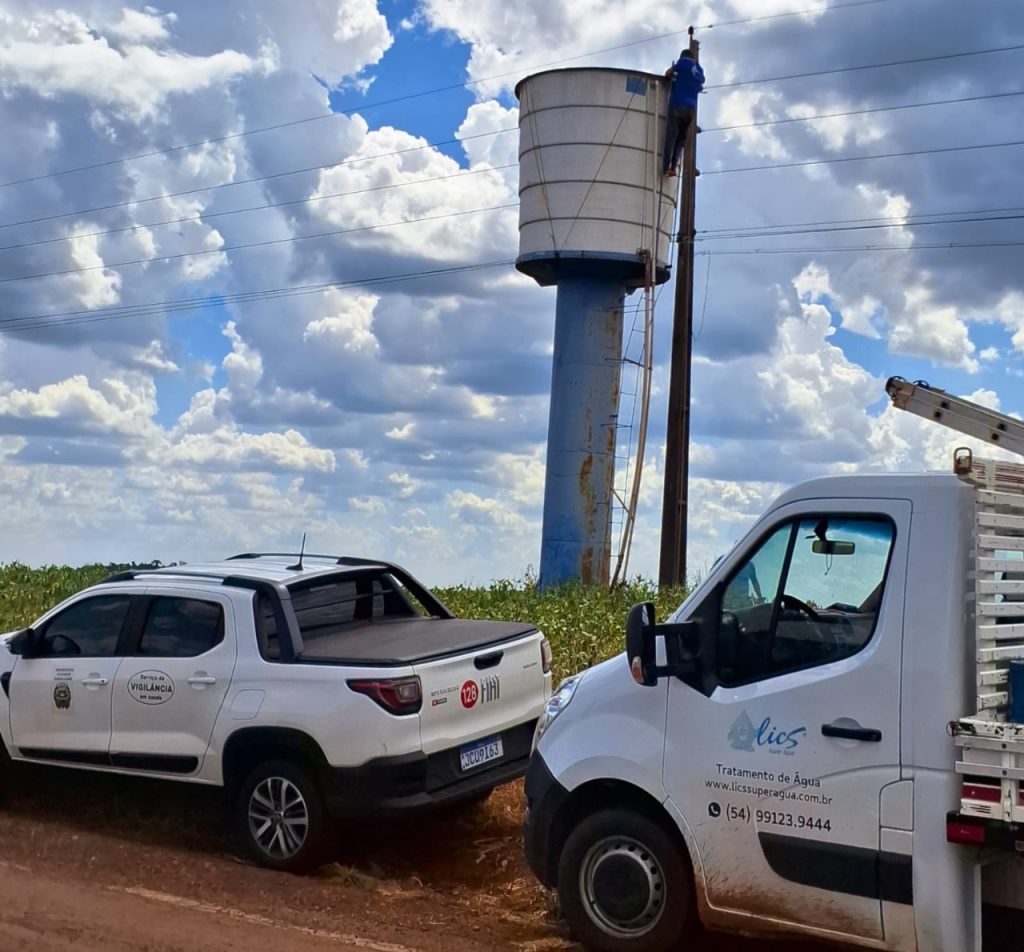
left=821, top=723, right=882, bottom=742
left=187, top=676, right=217, bottom=686
left=81, top=677, right=109, bottom=686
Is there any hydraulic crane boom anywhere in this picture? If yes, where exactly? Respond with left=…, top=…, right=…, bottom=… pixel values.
left=886, top=376, right=1024, bottom=460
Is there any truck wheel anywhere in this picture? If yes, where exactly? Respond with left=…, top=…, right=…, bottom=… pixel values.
left=234, top=759, right=327, bottom=874
left=557, top=808, right=694, bottom=952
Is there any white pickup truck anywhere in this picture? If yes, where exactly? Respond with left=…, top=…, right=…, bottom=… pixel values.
left=0, top=553, right=552, bottom=872
left=524, top=379, right=1024, bottom=951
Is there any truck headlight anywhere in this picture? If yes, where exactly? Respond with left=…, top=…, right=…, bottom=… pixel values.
left=532, top=675, right=581, bottom=751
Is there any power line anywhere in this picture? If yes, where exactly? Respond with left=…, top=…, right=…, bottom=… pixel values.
left=701, top=239, right=1024, bottom=255
left=704, top=137, right=1024, bottom=176
left=0, top=163, right=517, bottom=253
left=0, top=260, right=517, bottom=335
left=700, top=202, right=1024, bottom=235
left=706, top=42, right=1024, bottom=92
left=10, top=87, right=1023, bottom=254
left=5, top=42, right=1012, bottom=231
left=0, top=132, right=516, bottom=231
left=0, top=203, right=518, bottom=287
left=0, top=0, right=890, bottom=191
left=697, top=211, right=1024, bottom=240
left=697, top=0, right=891, bottom=30
left=701, top=89, right=1024, bottom=135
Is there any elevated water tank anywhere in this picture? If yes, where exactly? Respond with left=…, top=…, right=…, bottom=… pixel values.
left=516, top=68, right=677, bottom=288
left=516, top=68, right=675, bottom=588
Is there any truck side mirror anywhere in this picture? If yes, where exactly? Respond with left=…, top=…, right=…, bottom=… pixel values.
left=626, top=602, right=658, bottom=687
left=7, top=629, right=32, bottom=657
left=625, top=602, right=701, bottom=688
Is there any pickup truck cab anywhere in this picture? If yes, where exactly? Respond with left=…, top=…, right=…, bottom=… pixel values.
left=525, top=382, right=1024, bottom=952
left=0, top=553, right=552, bottom=871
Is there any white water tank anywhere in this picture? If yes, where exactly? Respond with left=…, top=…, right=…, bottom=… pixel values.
left=515, top=68, right=677, bottom=288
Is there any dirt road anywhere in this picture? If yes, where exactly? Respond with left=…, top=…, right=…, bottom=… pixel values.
left=0, top=763, right=842, bottom=951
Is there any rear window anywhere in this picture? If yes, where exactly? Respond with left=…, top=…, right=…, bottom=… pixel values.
left=255, top=572, right=421, bottom=661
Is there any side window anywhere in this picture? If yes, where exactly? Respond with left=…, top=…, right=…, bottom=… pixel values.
left=137, top=598, right=224, bottom=657
left=718, top=516, right=895, bottom=686
left=37, top=596, right=131, bottom=658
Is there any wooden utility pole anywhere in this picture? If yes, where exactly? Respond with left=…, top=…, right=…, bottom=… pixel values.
left=659, top=28, right=700, bottom=589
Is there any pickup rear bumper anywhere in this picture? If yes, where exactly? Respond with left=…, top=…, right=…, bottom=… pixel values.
left=322, top=719, right=536, bottom=814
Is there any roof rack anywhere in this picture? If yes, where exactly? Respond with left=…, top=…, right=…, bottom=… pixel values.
left=225, top=553, right=454, bottom=620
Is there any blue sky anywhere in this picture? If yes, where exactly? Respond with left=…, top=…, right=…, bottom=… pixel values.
left=0, top=0, right=1022, bottom=584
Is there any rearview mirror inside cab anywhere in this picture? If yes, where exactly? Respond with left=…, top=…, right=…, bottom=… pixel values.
left=812, top=539, right=856, bottom=556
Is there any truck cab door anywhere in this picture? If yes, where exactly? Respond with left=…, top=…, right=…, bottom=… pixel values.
left=664, top=499, right=910, bottom=943
left=9, top=593, right=133, bottom=763
left=109, top=590, right=236, bottom=775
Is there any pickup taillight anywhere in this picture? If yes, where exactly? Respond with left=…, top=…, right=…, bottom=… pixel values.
left=348, top=677, right=422, bottom=715
left=541, top=638, right=552, bottom=675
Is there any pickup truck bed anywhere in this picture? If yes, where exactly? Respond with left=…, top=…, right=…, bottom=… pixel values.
left=298, top=618, right=538, bottom=664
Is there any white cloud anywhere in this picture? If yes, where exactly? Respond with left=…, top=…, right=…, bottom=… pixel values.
left=0, top=10, right=273, bottom=121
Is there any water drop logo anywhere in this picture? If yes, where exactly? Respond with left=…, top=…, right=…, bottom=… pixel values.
left=728, top=710, right=756, bottom=752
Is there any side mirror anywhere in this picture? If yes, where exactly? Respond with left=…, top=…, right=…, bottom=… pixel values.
left=7, top=629, right=32, bottom=657
left=626, top=602, right=658, bottom=687
left=624, top=602, right=701, bottom=688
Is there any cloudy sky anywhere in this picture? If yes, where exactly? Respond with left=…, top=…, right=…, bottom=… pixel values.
left=0, top=0, right=1022, bottom=584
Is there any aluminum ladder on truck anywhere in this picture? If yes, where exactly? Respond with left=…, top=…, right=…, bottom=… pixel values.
left=887, top=376, right=1024, bottom=829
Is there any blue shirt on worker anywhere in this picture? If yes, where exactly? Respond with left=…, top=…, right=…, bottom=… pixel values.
left=669, top=58, right=705, bottom=108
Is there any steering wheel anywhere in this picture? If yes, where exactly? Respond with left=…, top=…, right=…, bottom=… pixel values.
left=780, top=593, right=821, bottom=620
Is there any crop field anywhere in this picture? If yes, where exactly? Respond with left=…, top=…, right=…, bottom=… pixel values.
left=0, top=562, right=689, bottom=681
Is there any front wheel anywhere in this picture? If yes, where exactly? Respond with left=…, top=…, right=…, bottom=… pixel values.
left=557, top=808, right=695, bottom=952
left=234, top=759, right=327, bottom=873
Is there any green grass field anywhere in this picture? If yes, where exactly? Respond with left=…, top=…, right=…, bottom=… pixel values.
left=0, top=563, right=688, bottom=681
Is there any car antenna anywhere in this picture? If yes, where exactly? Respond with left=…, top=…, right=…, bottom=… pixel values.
left=287, top=533, right=307, bottom=571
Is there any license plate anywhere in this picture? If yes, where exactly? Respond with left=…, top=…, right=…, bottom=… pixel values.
left=459, top=735, right=503, bottom=771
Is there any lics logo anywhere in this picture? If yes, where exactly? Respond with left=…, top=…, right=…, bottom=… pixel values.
left=729, top=710, right=806, bottom=754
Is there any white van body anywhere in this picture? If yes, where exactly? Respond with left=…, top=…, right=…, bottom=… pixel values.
left=525, top=471, right=1024, bottom=951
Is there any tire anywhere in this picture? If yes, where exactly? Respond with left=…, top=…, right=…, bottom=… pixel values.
left=557, top=808, right=695, bottom=952
left=234, top=758, right=327, bottom=873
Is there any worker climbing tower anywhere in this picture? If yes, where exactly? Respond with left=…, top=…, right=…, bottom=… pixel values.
left=515, top=68, right=676, bottom=587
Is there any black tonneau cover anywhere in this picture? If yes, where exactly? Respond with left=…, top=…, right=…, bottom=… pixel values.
left=297, top=617, right=537, bottom=665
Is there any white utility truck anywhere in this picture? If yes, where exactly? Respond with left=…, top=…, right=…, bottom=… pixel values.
left=524, top=378, right=1024, bottom=951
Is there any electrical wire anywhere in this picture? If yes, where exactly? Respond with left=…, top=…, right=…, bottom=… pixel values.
left=697, top=211, right=1024, bottom=241
left=10, top=86, right=1023, bottom=255
left=0, top=163, right=517, bottom=253
left=6, top=40, right=1014, bottom=229
left=699, top=202, right=1024, bottom=235
left=705, top=42, right=1024, bottom=93
left=699, top=239, right=1024, bottom=255
left=701, top=89, right=1024, bottom=135
left=0, top=135, right=516, bottom=231
left=703, top=137, right=1024, bottom=176
left=0, top=260, right=517, bottom=335
left=0, top=0, right=894, bottom=190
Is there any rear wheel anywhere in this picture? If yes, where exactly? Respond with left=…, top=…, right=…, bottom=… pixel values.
left=234, top=759, right=327, bottom=873
left=557, top=808, right=695, bottom=952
